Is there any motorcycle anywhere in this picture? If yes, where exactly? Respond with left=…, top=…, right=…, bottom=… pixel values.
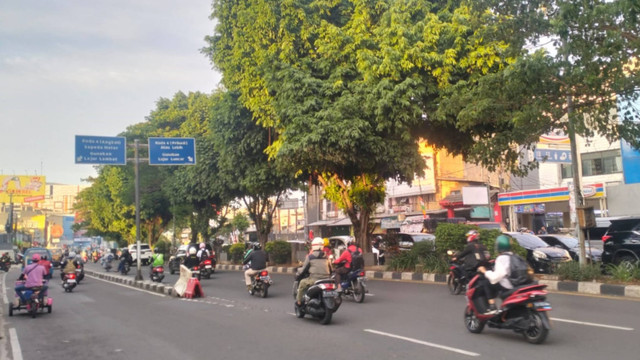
left=75, top=264, right=85, bottom=284
left=9, top=280, right=53, bottom=318
left=169, top=254, right=185, bottom=275
left=199, top=257, right=214, bottom=279
left=464, top=274, right=552, bottom=344
left=101, top=254, right=114, bottom=272
left=0, top=259, right=11, bottom=272
left=332, top=265, right=367, bottom=303
left=119, top=259, right=131, bottom=275
left=446, top=250, right=469, bottom=295
left=249, top=270, right=272, bottom=298
left=150, top=265, right=165, bottom=282
left=62, top=272, right=77, bottom=292
left=292, top=277, right=342, bottom=325
left=191, top=265, right=201, bottom=280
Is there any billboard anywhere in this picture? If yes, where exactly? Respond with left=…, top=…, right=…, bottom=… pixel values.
left=0, top=175, right=46, bottom=203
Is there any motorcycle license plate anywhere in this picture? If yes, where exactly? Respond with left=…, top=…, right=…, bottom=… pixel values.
left=533, top=301, right=552, bottom=310
left=323, top=291, right=338, bottom=298
left=205, top=265, right=212, bottom=269
left=67, top=279, right=76, bottom=284
left=260, top=276, right=271, bottom=282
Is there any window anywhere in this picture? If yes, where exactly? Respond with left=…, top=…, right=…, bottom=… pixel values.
left=561, top=150, right=621, bottom=178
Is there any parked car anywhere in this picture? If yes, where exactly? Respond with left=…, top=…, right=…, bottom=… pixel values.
left=128, top=244, right=152, bottom=265
left=396, top=232, right=436, bottom=251
left=468, top=221, right=507, bottom=231
left=538, top=234, right=602, bottom=263
left=601, top=216, right=640, bottom=267
left=505, top=232, right=572, bottom=273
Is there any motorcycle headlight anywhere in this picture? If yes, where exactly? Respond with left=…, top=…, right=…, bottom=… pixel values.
left=533, top=250, right=547, bottom=260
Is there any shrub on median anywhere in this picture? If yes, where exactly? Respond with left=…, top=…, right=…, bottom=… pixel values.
left=228, top=243, right=246, bottom=264
left=555, top=262, right=603, bottom=282
left=386, top=241, right=448, bottom=273
left=264, top=241, right=291, bottom=264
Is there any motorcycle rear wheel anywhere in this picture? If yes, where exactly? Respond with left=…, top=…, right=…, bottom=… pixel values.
left=523, top=311, right=549, bottom=344
left=464, top=306, right=485, bottom=333
left=353, top=281, right=365, bottom=303
left=8, top=303, right=13, bottom=317
left=29, top=300, right=37, bottom=318
left=261, top=285, right=269, bottom=298
left=320, top=309, right=332, bottom=325
left=448, top=273, right=462, bottom=295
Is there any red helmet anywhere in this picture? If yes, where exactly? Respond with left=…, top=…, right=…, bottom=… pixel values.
left=466, top=230, right=479, bottom=243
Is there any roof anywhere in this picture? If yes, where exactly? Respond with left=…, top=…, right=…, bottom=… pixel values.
left=328, top=217, right=352, bottom=227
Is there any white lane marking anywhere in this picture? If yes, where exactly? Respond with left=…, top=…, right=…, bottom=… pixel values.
left=2, top=272, right=8, bottom=304
left=85, top=275, right=166, bottom=297
left=364, top=329, right=480, bottom=357
left=551, top=317, right=634, bottom=331
left=9, top=328, right=23, bottom=360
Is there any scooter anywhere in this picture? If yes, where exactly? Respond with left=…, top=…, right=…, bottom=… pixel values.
left=62, top=273, right=77, bottom=292
left=119, top=260, right=131, bottom=275
left=150, top=266, right=165, bottom=282
left=0, top=259, right=11, bottom=272
left=199, top=258, right=214, bottom=279
left=9, top=280, right=53, bottom=318
left=292, top=277, right=342, bottom=325
left=191, top=265, right=201, bottom=280
left=249, top=270, right=272, bottom=298
left=464, top=274, right=552, bottom=344
left=75, top=264, right=85, bottom=284
left=332, top=265, right=367, bottom=303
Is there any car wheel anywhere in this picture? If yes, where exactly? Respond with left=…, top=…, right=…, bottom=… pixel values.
left=616, top=255, right=638, bottom=271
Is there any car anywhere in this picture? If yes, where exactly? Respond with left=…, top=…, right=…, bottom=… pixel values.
left=505, top=232, right=572, bottom=274
left=395, top=232, right=436, bottom=251
left=468, top=221, right=507, bottom=231
left=49, top=248, right=64, bottom=267
left=22, top=247, right=53, bottom=270
left=601, top=216, right=640, bottom=267
left=128, top=243, right=152, bottom=265
left=538, top=234, right=603, bottom=263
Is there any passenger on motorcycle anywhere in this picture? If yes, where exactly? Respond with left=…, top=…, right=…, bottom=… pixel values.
left=332, top=241, right=362, bottom=292
left=243, top=243, right=267, bottom=293
left=296, top=238, right=331, bottom=306
left=60, top=252, right=80, bottom=280
left=476, top=235, right=516, bottom=315
left=118, top=248, right=133, bottom=273
left=452, top=230, right=490, bottom=275
left=15, top=253, right=48, bottom=303
left=183, top=247, right=200, bottom=269
left=196, top=242, right=210, bottom=262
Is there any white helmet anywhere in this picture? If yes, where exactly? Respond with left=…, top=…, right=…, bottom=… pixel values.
left=311, top=237, right=324, bottom=251
left=189, top=247, right=197, bottom=255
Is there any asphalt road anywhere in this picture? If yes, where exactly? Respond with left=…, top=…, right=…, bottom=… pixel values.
left=1, top=263, right=639, bottom=360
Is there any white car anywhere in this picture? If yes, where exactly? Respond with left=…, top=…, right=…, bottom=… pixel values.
left=128, top=244, right=152, bottom=265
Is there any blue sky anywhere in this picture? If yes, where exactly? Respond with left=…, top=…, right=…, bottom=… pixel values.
left=0, top=0, right=221, bottom=185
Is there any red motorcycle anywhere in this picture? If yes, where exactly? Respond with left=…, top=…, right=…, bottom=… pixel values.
left=199, top=257, right=214, bottom=279
left=150, top=265, right=165, bottom=282
left=464, top=275, right=552, bottom=344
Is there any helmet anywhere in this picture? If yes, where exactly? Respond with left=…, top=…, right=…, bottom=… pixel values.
left=189, top=247, right=197, bottom=255
left=31, top=254, right=41, bottom=262
left=323, top=238, right=330, bottom=248
left=253, top=243, right=262, bottom=251
left=466, top=230, right=479, bottom=243
left=311, top=237, right=324, bottom=251
left=69, top=252, right=76, bottom=258
left=199, top=242, right=206, bottom=249
left=41, top=255, right=48, bottom=260
left=495, top=235, right=512, bottom=252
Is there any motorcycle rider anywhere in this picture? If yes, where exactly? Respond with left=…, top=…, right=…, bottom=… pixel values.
left=476, top=234, right=516, bottom=315
left=118, top=248, right=133, bottom=273
left=296, top=237, right=331, bottom=306
left=39, top=255, right=53, bottom=280
left=452, top=230, right=490, bottom=277
left=15, top=253, right=48, bottom=303
left=150, top=248, right=164, bottom=271
left=243, top=243, right=267, bottom=293
left=60, top=252, right=80, bottom=280
left=197, top=242, right=210, bottom=262
left=332, top=240, right=362, bottom=292
left=183, top=247, right=200, bottom=269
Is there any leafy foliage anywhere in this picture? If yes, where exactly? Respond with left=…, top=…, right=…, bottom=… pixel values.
left=264, top=240, right=292, bottom=264
left=228, top=243, right=246, bottom=264
left=555, top=262, right=603, bottom=282
left=434, top=223, right=526, bottom=258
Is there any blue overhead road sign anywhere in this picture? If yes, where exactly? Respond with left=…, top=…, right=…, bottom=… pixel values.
left=75, top=135, right=126, bottom=165
left=148, top=137, right=196, bottom=165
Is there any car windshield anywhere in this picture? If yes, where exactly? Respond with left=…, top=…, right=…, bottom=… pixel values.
left=554, top=236, right=579, bottom=248
left=509, top=233, right=549, bottom=248
left=412, top=234, right=435, bottom=242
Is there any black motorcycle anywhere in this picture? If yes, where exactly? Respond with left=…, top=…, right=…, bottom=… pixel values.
left=249, top=270, right=272, bottom=298
left=0, top=259, right=11, bottom=272
left=119, top=259, right=131, bottom=275
left=446, top=250, right=469, bottom=295
left=293, top=277, right=342, bottom=325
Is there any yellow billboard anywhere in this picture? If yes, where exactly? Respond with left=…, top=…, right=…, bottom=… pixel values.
left=0, top=175, right=46, bottom=203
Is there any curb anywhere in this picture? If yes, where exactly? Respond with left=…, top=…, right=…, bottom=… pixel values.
left=86, top=266, right=640, bottom=300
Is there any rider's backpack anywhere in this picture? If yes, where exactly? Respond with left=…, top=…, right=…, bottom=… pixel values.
left=349, top=248, right=364, bottom=270
left=508, top=254, right=533, bottom=286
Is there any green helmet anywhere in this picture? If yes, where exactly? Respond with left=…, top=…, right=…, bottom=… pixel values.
left=495, top=235, right=512, bottom=252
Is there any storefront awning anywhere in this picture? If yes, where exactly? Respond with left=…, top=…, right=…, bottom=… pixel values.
left=328, top=217, right=352, bottom=227
left=307, top=220, right=331, bottom=227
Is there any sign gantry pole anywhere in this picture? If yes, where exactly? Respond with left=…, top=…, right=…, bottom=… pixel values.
left=133, top=139, right=143, bottom=281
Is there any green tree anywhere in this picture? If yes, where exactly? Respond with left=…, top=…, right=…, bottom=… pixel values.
left=209, top=90, right=299, bottom=245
